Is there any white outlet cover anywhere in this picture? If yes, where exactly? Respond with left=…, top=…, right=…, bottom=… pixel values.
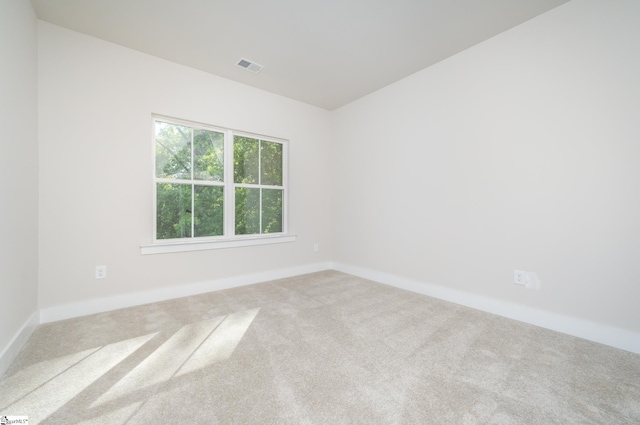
left=513, top=270, right=541, bottom=290
left=513, top=270, right=526, bottom=285
left=525, top=272, right=541, bottom=290
left=95, top=265, right=107, bottom=279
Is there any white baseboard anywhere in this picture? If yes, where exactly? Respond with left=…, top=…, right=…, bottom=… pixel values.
left=332, top=262, right=640, bottom=355
left=40, top=262, right=332, bottom=323
left=17, top=261, right=640, bottom=367
left=0, top=311, right=39, bottom=378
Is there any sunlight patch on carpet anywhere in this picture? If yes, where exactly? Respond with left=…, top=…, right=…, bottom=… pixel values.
left=0, top=333, right=157, bottom=424
left=91, top=308, right=259, bottom=409
left=177, top=307, right=260, bottom=376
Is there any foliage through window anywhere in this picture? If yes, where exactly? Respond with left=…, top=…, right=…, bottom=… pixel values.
left=154, top=117, right=286, bottom=242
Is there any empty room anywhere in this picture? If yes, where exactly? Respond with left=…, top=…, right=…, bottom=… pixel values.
left=1, top=0, right=639, bottom=423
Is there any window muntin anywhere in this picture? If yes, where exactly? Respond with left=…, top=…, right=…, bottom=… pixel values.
left=153, top=117, right=286, bottom=243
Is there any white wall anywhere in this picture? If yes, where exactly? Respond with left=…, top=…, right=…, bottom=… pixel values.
left=0, top=0, right=39, bottom=373
left=332, top=0, right=640, bottom=334
left=37, top=22, right=332, bottom=311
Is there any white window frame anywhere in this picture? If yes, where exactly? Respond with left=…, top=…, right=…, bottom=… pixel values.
left=141, top=115, right=295, bottom=255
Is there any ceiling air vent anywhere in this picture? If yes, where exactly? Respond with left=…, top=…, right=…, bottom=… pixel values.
left=236, top=58, right=264, bottom=73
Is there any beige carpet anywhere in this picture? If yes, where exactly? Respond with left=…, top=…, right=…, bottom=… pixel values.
left=1, top=271, right=639, bottom=424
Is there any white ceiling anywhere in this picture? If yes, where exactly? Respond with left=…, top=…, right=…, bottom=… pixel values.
left=31, top=0, right=570, bottom=110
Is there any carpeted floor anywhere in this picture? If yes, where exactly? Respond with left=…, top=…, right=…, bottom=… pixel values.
left=1, top=270, right=639, bottom=424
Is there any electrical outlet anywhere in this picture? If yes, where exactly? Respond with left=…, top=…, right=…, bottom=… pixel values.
left=313, top=243, right=320, bottom=252
left=513, top=270, right=526, bottom=285
left=95, top=265, right=107, bottom=279
left=513, top=269, right=542, bottom=290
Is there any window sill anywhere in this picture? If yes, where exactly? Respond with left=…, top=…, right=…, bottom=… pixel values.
left=140, top=234, right=297, bottom=255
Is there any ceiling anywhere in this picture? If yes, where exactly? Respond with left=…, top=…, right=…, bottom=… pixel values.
left=31, top=0, right=570, bottom=110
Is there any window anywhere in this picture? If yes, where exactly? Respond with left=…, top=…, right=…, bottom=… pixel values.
left=233, top=135, right=284, bottom=235
left=143, top=116, right=293, bottom=254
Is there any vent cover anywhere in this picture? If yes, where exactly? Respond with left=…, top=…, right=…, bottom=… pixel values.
left=236, top=58, right=264, bottom=73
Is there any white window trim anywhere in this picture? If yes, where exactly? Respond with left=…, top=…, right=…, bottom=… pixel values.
left=140, top=234, right=297, bottom=255
left=141, top=115, right=294, bottom=255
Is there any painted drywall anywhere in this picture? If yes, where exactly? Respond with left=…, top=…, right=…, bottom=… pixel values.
left=37, top=22, right=332, bottom=310
left=0, top=0, right=39, bottom=371
left=332, top=0, right=640, bottom=333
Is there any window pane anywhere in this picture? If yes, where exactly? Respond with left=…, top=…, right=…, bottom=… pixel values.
left=234, top=136, right=259, bottom=184
left=262, top=189, right=283, bottom=233
left=235, top=187, right=260, bottom=235
left=155, top=121, right=192, bottom=179
left=260, top=141, right=283, bottom=186
left=156, top=183, right=192, bottom=239
left=194, top=185, right=224, bottom=237
left=194, top=129, right=224, bottom=181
